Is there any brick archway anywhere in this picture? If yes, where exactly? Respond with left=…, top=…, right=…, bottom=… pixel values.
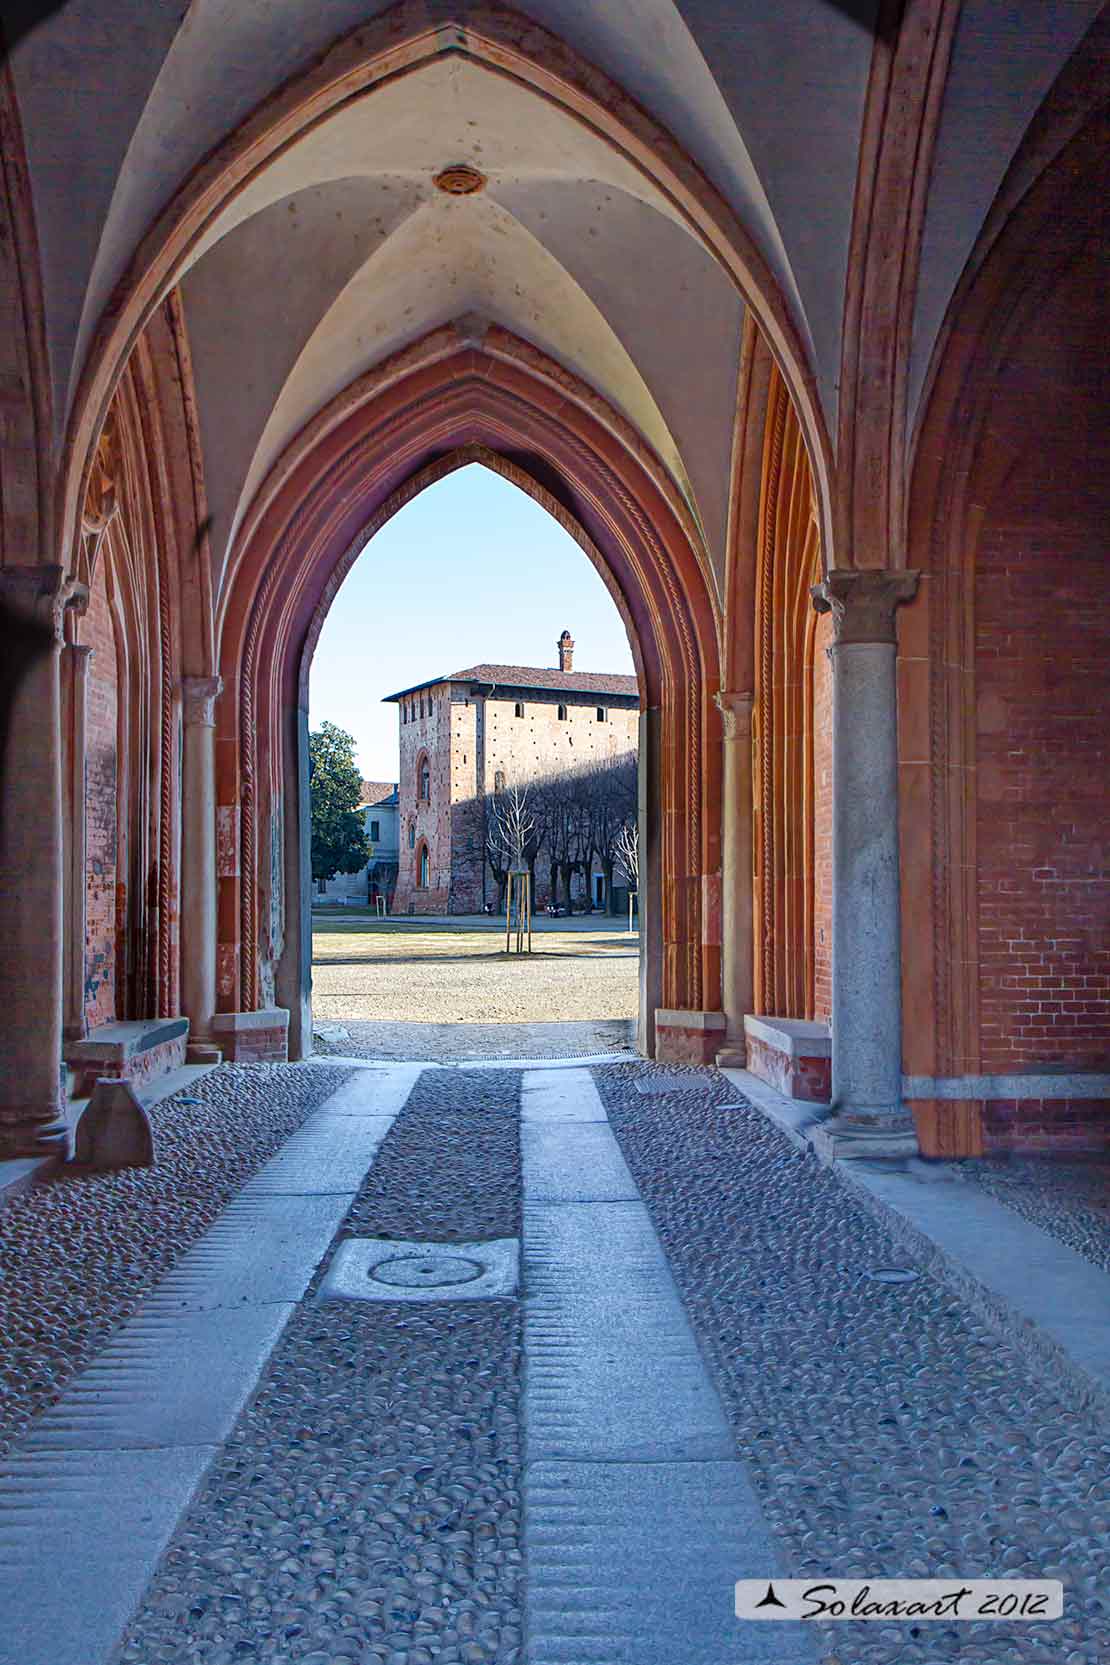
left=217, top=325, right=723, bottom=1058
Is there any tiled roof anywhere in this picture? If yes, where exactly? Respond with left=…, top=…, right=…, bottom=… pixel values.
left=359, top=781, right=398, bottom=807
left=383, top=663, right=638, bottom=701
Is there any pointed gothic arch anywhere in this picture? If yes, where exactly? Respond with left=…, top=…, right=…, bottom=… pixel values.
left=215, top=324, right=723, bottom=1056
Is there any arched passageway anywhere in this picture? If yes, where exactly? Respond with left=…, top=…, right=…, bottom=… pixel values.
left=215, top=331, right=722, bottom=1063
left=1, top=0, right=1107, bottom=1166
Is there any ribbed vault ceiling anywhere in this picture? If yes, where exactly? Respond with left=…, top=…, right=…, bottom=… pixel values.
left=6, top=0, right=1104, bottom=583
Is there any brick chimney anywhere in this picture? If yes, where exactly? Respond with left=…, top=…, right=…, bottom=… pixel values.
left=558, top=629, right=575, bottom=673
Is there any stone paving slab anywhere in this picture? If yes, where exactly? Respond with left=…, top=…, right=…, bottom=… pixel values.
left=0, top=1445, right=215, bottom=1665
left=844, top=1160, right=1110, bottom=1416
left=305, top=1060, right=424, bottom=1112
left=526, top=1460, right=816, bottom=1665
left=239, top=1114, right=399, bottom=1194
left=139, top=1190, right=358, bottom=1313
left=524, top=1200, right=735, bottom=1461
left=522, top=1067, right=609, bottom=1122
left=19, top=1304, right=295, bottom=1452
left=522, top=1121, right=638, bottom=1200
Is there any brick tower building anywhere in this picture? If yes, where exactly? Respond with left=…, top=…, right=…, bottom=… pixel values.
left=386, top=635, right=638, bottom=915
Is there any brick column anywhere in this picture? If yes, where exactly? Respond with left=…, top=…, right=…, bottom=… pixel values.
left=180, top=675, right=222, bottom=1063
left=0, top=566, right=87, bottom=1156
left=810, top=569, right=919, bottom=1158
left=62, top=641, right=93, bottom=1041
left=714, top=690, right=754, bottom=1067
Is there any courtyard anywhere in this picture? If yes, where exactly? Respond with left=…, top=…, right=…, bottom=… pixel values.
left=310, top=911, right=639, bottom=1061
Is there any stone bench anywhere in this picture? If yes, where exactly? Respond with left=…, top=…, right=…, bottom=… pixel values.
left=744, top=1015, right=831, bottom=1103
left=65, top=1017, right=190, bottom=1100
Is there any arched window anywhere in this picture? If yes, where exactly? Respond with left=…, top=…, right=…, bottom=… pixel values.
left=418, top=841, right=430, bottom=888
left=417, top=753, right=430, bottom=801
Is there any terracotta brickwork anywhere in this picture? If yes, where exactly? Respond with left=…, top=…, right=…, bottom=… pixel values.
left=975, top=520, right=1110, bottom=1073
left=812, top=610, right=833, bottom=1022
left=84, top=563, right=119, bottom=1030
left=391, top=676, right=638, bottom=916
left=983, top=1098, right=1110, bottom=1154
left=746, top=1032, right=831, bottom=1103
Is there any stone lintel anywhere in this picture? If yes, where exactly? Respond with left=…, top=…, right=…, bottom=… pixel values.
left=905, top=1071, right=1110, bottom=1101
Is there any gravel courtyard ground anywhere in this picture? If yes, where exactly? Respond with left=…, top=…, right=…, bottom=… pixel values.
left=311, top=912, right=638, bottom=1060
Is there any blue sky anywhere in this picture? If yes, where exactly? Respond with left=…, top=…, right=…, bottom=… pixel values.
left=308, top=463, right=636, bottom=781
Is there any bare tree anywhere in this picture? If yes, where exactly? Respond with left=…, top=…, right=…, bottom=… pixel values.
left=614, top=819, right=639, bottom=887
left=485, top=783, right=538, bottom=908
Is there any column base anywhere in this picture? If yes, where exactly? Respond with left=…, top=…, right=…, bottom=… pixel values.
left=715, top=1039, right=748, bottom=1069
left=186, top=1042, right=224, bottom=1065
left=0, top=1112, right=69, bottom=1162
left=809, top=1110, right=919, bottom=1162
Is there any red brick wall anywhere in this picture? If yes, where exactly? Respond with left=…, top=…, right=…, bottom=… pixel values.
left=84, top=564, right=119, bottom=1029
left=811, top=611, right=833, bottom=1021
left=983, top=1098, right=1110, bottom=1154
left=974, top=265, right=1110, bottom=1073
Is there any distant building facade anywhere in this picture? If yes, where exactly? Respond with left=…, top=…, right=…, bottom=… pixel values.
left=316, top=781, right=400, bottom=906
left=386, top=633, right=638, bottom=915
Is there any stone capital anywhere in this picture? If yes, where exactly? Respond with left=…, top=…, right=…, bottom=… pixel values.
left=0, top=564, right=88, bottom=644
left=714, top=689, right=754, bottom=740
left=181, top=674, right=223, bottom=727
left=811, top=568, right=919, bottom=647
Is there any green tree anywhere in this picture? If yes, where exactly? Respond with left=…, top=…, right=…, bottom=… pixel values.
left=309, top=721, right=370, bottom=882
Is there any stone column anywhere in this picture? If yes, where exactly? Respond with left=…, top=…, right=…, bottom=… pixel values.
left=810, top=569, right=919, bottom=1158
left=0, top=566, right=87, bottom=1156
left=62, top=642, right=94, bottom=1041
left=714, top=690, right=754, bottom=1067
left=180, top=675, right=223, bottom=1063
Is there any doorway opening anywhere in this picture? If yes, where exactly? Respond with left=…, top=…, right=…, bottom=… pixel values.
left=306, top=462, right=643, bottom=1064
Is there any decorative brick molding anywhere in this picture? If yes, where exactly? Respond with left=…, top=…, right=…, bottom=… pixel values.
left=983, top=1099, right=1110, bottom=1154
left=212, top=1008, right=289, bottom=1063
left=744, top=1015, right=831, bottom=1104
left=654, top=1009, right=726, bottom=1066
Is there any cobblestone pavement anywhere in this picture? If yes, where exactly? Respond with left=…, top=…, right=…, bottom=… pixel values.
left=313, top=1017, right=635, bottom=1062
left=954, top=1154, right=1110, bottom=1275
left=598, top=1061, right=1110, bottom=1665
left=118, top=1069, right=524, bottom=1665
left=0, top=1063, right=350, bottom=1459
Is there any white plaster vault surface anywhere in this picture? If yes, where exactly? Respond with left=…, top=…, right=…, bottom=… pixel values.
left=10, top=0, right=1102, bottom=588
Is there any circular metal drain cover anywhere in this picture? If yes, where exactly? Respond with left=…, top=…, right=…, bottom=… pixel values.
left=863, top=1266, right=920, bottom=1284
left=370, top=1253, right=485, bottom=1288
